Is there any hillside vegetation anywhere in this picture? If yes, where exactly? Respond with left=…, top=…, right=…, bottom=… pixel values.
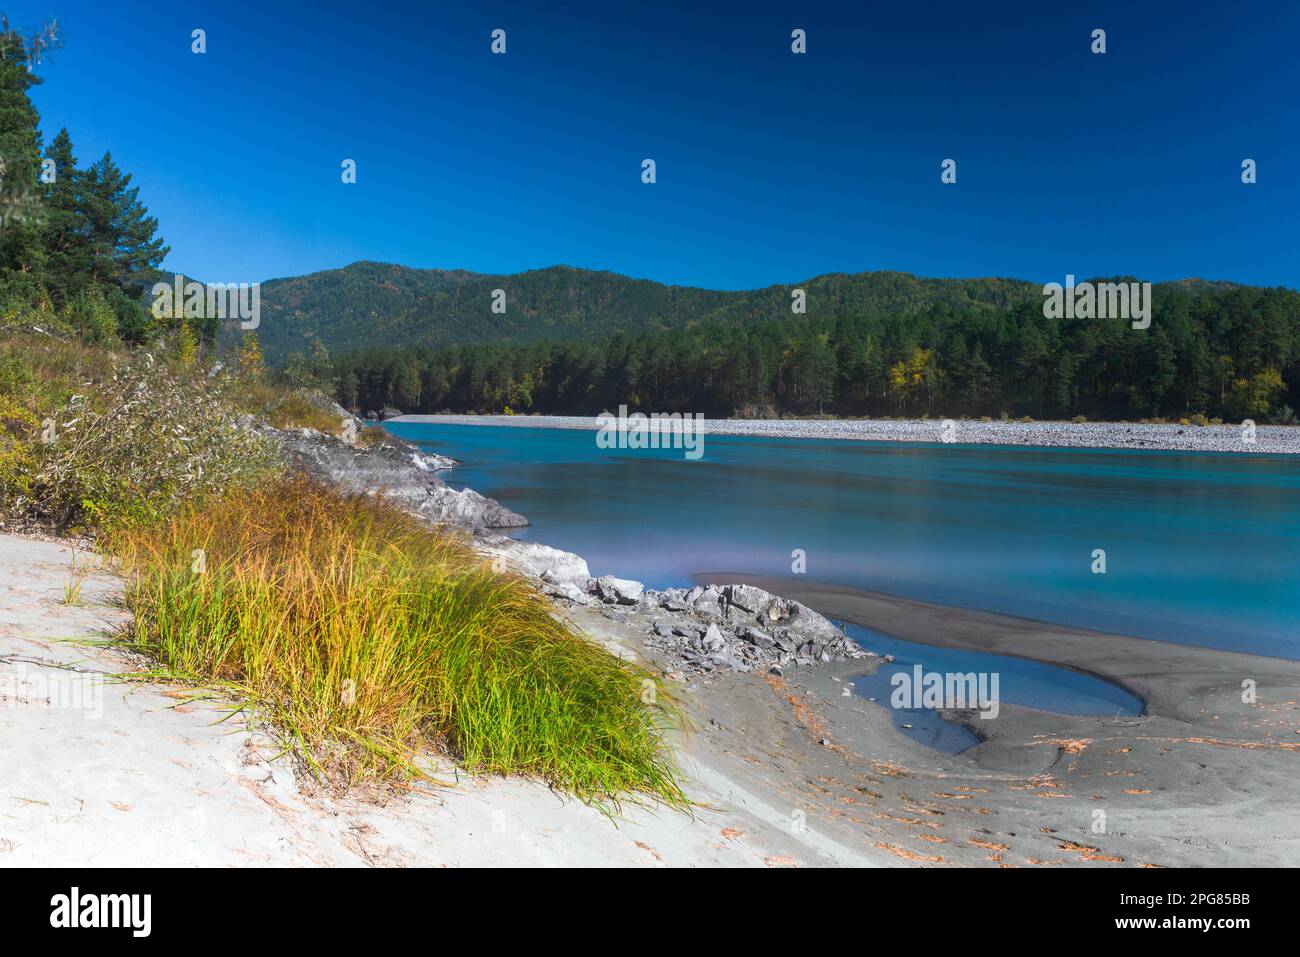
left=324, top=281, right=1300, bottom=423
left=235, top=260, right=1042, bottom=362
left=247, top=260, right=1296, bottom=424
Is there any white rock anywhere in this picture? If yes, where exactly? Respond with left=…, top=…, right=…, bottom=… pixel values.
left=492, top=542, right=591, bottom=585
left=596, top=576, right=645, bottom=605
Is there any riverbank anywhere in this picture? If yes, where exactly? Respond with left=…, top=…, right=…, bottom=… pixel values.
left=9, top=419, right=1295, bottom=867
left=0, top=533, right=877, bottom=866
left=9, top=527, right=1295, bottom=866
left=392, top=413, right=1300, bottom=454
left=377, top=420, right=1300, bottom=864
left=694, top=574, right=1300, bottom=866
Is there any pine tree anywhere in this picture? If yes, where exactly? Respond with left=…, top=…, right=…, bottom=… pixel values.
left=0, top=19, right=48, bottom=294
left=80, top=151, right=168, bottom=294
left=966, top=342, right=993, bottom=405
left=41, top=128, right=91, bottom=304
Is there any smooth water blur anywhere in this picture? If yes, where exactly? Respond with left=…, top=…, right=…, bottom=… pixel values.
left=385, top=421, right=1300, bottom=660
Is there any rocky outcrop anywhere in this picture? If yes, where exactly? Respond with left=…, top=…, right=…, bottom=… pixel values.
left=273, top=427, right=527, bottom=529
left=274, top=425, right=867, bottom=673
left=460, top=533, right=869, bottom=674
left=631, top=582, right=872, bottom=673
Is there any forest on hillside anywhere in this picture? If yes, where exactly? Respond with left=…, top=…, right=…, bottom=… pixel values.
left=308, top=284, right=1300, bottom=423
left=238, top=260, right=1043, bottom=364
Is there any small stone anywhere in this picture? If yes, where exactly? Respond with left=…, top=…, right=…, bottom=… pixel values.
left=699, top=623, right=726, bottom=653
left=595, top=575, right=645, bottom=605
left=739, top=626, right=775, bottom=649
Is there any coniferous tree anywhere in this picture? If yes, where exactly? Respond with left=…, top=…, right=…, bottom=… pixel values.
left=1, top=19, right=166, bottom=340
left=0, top=18, right=47, bottom=296
left=41, top=127, right=91, bottom=304
left=80, top=151, right=168, bottom=294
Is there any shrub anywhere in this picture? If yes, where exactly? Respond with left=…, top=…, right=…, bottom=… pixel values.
left=1, top=332, right=125, bottom=527
left=238, top=379, right=344, bottom=433
left=24, top=353, right=278, bottom=531
left=0, top=392, right=38, bottom=497
left=356, top=424, right=389, bottom=448
left=63, top=287, right=119, bottom=345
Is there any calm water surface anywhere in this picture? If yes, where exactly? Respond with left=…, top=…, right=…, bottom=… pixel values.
left=385, top=421, right=1299, bottom=661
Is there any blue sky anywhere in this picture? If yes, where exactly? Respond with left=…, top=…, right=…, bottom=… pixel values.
left=8, top=0, right=1298, bottom=289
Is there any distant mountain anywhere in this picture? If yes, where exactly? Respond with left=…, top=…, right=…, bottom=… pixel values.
left=220, top=261, right=1046, bottom=362
left=206, top=261, right=1257, bottom=364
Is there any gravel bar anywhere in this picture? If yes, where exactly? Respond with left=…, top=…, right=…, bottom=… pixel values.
left=391, top=414, right=1300, bottom=455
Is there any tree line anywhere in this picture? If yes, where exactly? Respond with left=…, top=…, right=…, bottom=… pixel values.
left=1, top=18, right=170, bottom=342
left=311, top=284, right=1300, bottom=423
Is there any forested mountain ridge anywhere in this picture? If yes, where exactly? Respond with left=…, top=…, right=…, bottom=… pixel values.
left=231, top=260, right=1052, bottom=362
left=306, top=279, right=1300, bottom=424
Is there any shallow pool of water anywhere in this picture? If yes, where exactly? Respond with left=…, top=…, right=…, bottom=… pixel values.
left=840, top=623, right=1143, bottom=753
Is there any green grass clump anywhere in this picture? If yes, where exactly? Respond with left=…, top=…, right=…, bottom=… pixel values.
left=114, top=476, right=686, bottom=808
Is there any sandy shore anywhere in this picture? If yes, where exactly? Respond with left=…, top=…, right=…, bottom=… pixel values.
left=392, top=413, right=1300, bottom=454
left=0, top=534, right=875, bottom=867
left=7, top=540, right=1295, bottom=867
left=692, top=573, right=1300, bottom=866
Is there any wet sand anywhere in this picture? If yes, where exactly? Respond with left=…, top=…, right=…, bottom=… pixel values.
left=680, top=573, right=1300, bottom=866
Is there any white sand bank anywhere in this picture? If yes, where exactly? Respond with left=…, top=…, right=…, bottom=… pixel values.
left=0, top=534, right=869, bottom=868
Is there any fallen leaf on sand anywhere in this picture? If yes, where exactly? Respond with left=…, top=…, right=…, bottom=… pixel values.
left=1057, top=840, right=1098, bottom=853
left=1034, top=737, right=1091, bottom=754
left=872, top=761, right=911, bottom=778
left=876, top=842, right=944, bottom=863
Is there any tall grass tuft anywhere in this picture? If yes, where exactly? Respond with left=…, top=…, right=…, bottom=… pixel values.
left=113, top=476, right=686, bottom=808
